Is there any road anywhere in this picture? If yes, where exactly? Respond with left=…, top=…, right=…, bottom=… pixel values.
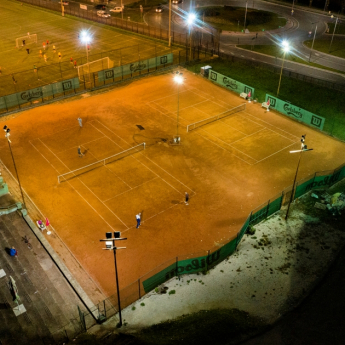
left=144, top=0, right=345, bottom=84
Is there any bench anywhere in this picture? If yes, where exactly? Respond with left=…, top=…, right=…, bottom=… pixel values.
left=261, top=102, right=270, bottom=111
left=240, top=92, right=247, bottom=100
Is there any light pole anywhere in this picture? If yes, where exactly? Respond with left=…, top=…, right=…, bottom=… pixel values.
left=244, top=0, right=248, bottom=31
left=308, top=22, right=318, bottom=62
left=277, top=40, right=290, bottom=97
left=291, top=0, right=295, bottom=15
left=60, top=1, right=64, bottom=16
left=285, top=135, right=313, bottom=220
left=100, top=232, right=127, bottom=327
left=187, top=13, right=196, bottom=62
left=3, top=126, right=26, bottom=209
left=173, top=71, right=184, bottom=144
left=329, top=15, right=339, bottom=53
left=168, top=0, right=172, bottom=47
left=80, top=31, right=92, bottom=82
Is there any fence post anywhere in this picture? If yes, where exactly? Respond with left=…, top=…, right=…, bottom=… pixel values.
left=265, top=199, right=270, bottom=218
left=176, top=257, right=180, bottom=280
left=206, top=250, right=210, bottom=272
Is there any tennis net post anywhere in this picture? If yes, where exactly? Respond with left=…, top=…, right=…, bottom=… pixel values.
left=57, top=142, right=145, bottom=183
left=186, top=103, right=246, bottom=132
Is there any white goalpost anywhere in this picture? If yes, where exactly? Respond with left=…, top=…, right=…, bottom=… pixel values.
left=77, top=57, right=113, bottom=82
left=15, top=34, right=37, bottom=48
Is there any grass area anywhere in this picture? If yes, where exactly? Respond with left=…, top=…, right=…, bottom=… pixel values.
left=0, top=0, right=173, bottom=96
left=327, top=22, right=345, bottom=35
left=238, top=44, right=344, bottom=73
left=195, top=6, right=286, bottom=32
left=188, top=58, right=345, bottom=141
left=304, top=38, right=345, bottom=59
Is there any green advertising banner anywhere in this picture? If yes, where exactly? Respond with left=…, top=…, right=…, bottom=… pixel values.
left=265, top=94, right=325, bottom=130
left=208, top=70, right=255, bottom=97
left=98, top=53, right=173, bottom=82
left=0, top=78, right=80, bottom=110
left=42, top=78, right=80, bottom=97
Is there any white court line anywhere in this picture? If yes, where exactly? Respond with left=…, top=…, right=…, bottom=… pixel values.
left=199, top=128, right=259, bottom=163
left=89, top=121, right=185, bottom=196
left=243, top=111, right=300, bottom=141
left=227, top=127, right=266, bottom=146
left=103, top=177, right=159, bottom=203
left=31, top=120, right=98, bottom=142
left=35, top=139, right=128, bottom=229
left=216, top=98, right=300, bottom=142
left=147, top=87, right=195, bottom=103
left=55, top=136, right=104, bottom=155
left=95, top=120, right=196, bottom=195
left=122, top=203, right=179, bottom=234
left=255, top=141, right=298, bottom=164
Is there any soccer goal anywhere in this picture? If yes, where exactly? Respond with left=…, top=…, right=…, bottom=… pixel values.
left=16, top=34, right=37, bottom=48
left=77, top=57, right=114, bottom=82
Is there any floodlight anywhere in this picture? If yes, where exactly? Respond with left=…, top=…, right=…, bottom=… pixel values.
left=174, top=74, right=184, bottom=84
left=187, top=13, right=196, bottom=25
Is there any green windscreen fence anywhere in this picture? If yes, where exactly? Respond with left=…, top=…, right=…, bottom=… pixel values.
left=142, top=262, right=177, bottom=293
left=265, top=94, right=325, bottom=130
left=98, top=53, right=173, bottom=82
left=208, top=70, right=255, bottom=98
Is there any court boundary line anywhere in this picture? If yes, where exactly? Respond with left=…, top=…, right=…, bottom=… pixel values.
left=32, top=138, right=128, bottom=229
left=94, top=120, right=196, bottom=195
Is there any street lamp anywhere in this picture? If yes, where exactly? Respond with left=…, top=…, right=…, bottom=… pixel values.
left=291, top=0, right=295, bottom=15
left=243, top=0, right=248, bottom=31
left=173, top=71, right=184, bottom=144
left=100, top=231, right=127, bottom=327
left=277, top=40, right=290, bottom=96
left=187, top=13, right=196, bottom=61
left=80, top=31, right=91, bottom=64
left=308, top=22, right=318, bottom=62
left=3, top=126, right=26, bottom=210
left=80, top=31, right=92, bottom=83
left=329, top=15, right=339, bottom=53
left=285, top=135, right=313, bottom=220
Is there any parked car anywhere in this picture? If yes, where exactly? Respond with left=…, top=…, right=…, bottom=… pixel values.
left=172, top=0, right=182, bottom=3
left=97, top=10, right=111, bottom=18
left=155, top=5, right=163, bottom=12
left=110, top=6, right=124, bottom=13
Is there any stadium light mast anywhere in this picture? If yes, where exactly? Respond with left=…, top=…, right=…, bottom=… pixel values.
left=277, top=40, right=290, bottom=96
left=285, top=135, right=313, bottom=220
left=80, top=31, right=91, bottom=64
left=173, top=71, right=184, bottom=144
left=100, top=232, right=127, bottom=327
left=187, top=13, right=196, bottom=61
left=3, top=126, right=26, bottom=210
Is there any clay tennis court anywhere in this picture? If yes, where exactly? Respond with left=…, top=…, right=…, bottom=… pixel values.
left=1, top=69, right=344, bottom=298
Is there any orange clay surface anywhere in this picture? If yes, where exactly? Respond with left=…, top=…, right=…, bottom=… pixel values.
left=1, top=70, right=344, bottom=298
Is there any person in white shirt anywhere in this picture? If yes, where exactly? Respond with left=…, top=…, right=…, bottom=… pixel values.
left=136, top=213, right=141, bottom=228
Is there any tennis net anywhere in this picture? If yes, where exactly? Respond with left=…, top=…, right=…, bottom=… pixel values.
left=58, top=142, right=145, bottom=183
left=186, top=103, right=246, bottom=132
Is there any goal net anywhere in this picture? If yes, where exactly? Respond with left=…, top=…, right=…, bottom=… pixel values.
left=77, top=57, right=114, bottom=82
left=16, top=34, right=37, bottom=48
